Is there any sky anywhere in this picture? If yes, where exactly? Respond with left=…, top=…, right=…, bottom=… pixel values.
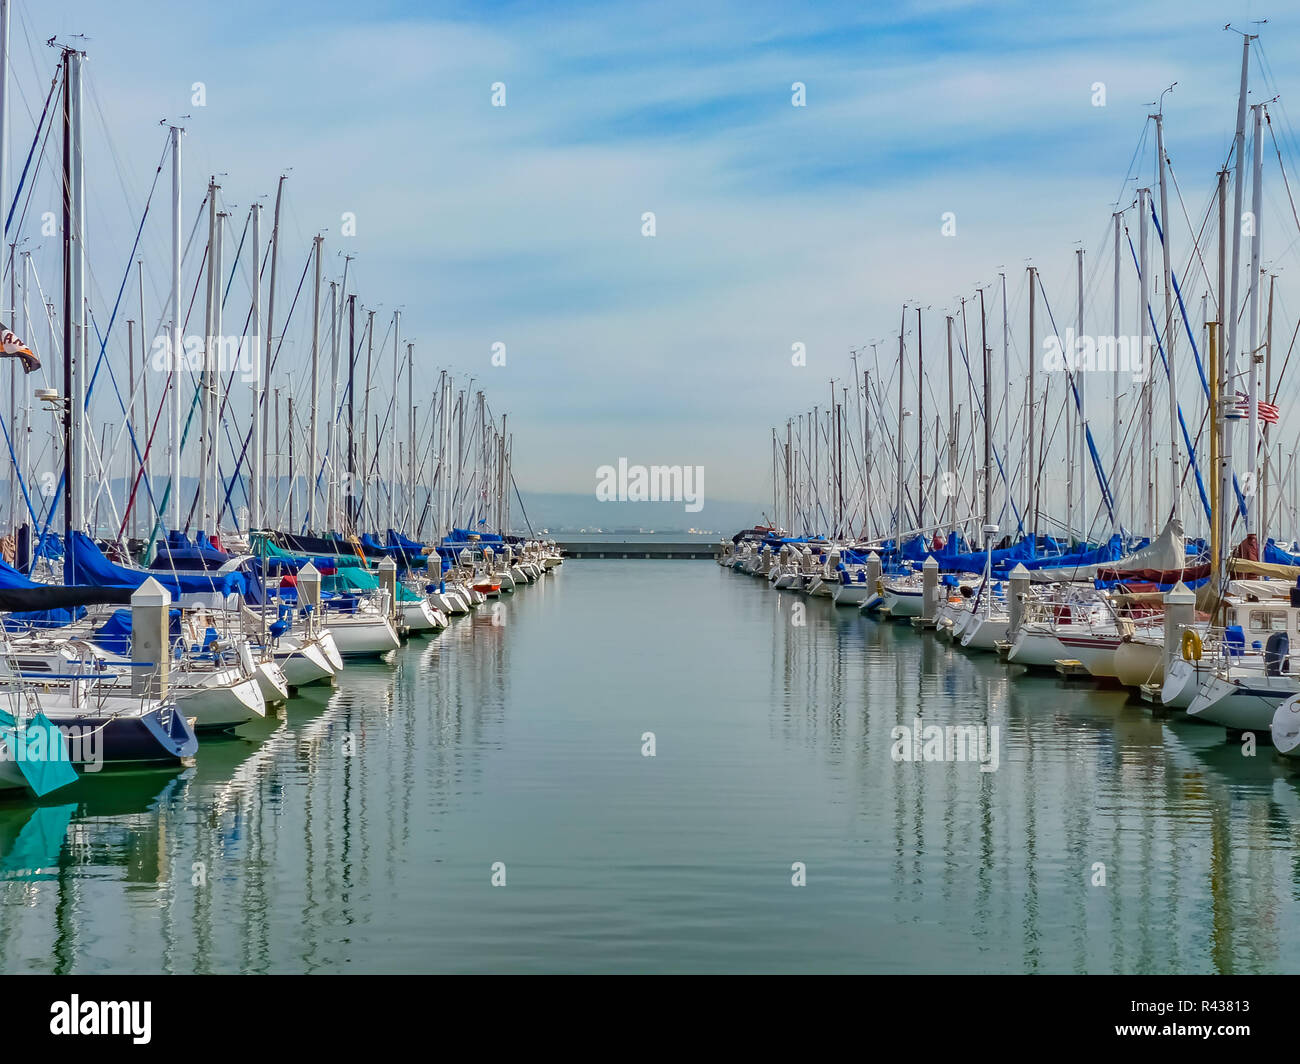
left=22, top=0, right=1299, bottom=521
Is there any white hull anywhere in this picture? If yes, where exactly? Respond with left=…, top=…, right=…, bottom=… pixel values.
left=1008, top=625, right=1066, bottom=668
left=831, top=581, right=873, bottom=607
left=176, top=672, right=266, bottom=730
left=1188, top=670, right=1300, bottom=733
left=274, top=638, right=334, bottom=688
left=254, top=660, right=290, bottom=704
left=328, top=613, right=402, bottom=658
left=961, top=614, right=1009, bottom=651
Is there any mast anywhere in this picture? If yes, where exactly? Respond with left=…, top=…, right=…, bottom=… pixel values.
left=1224, top=34, right=1252, bottom=546
left=347, top=293, right=356, bottom=533
left=1262, top=271, right=1275, bottom=544
left=1075, top=248, right=1087, bottom=536
left=1245, top=102, right=1263, bottom=530
left=62, top=47, right=86, bottom=556
left=945, top=315, right=955, bottom=533
left=895, top=308, right=904, bottom=555
left=1000, top=271, right=1009, bottom=527
left=979, top=288, right=990, bottom=528
left=389, top=309, right=399, bottom=531
left=1111, top=212, right=1121, bottom=512
left=168, top=125, right=183, bottom=533
left=198, top=179, right=215, bottom=533
left=307, top=234, right=321, bottom=530
left=260, top=175, right=285, bottom=530
left=249, top=201, right=262, bottom=531
left=327, top=280, right=337, bottom=530
left=1027, top=267, right=1037, bottom=542
left=1155, top=111, right=1179, bottom=525
left=361, top=308, right=374, bottom=530
left=1138, top=187, right=1153, bottom=534
left=407, top=341, right=415, bottom=531
left=916, top=307, right=923, bottom=535
left=1217, top=168, right=1230, bottom=574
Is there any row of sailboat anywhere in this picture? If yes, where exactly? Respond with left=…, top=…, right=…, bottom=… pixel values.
left=0, top=19, right=565, bottom=800
left=723, top=29, right=1300, bottom=757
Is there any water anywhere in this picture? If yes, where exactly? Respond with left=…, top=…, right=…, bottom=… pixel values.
left=1, top=560, right=1299, bottom=973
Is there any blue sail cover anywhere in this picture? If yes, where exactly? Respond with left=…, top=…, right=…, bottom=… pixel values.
left=1001, top=535, right=1124, bottom=573
left=65, top=532, right=247, bottom=598
left=1265, top=539, right=1300, bottom=566
left=450, top=529, right=503, bottom=543
left=151, top=529, right=230, bottom=569
left=91, top=608, right=183, bottom=655
left=360, top=533, right=392, bottom=556
left=2, top=608, right=84, bottom=630
left=0, top=557, right=41, bottom=590
left=387, top=530, right=425, bottom=552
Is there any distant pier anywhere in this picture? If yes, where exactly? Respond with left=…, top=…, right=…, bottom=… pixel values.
left=556, top=540, right=720, bottom=560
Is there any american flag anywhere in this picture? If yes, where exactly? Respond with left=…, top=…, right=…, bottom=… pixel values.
left=1229, top=390, right=1280, bottom=425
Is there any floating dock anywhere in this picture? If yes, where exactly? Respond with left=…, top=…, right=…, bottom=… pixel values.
left=556, top=540, right=721, bottom=560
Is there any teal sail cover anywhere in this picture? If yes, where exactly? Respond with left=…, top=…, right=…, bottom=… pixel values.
left=0, top=709, right=77, bottom=796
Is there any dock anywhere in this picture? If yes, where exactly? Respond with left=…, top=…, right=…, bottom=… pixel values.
left=556, top=540, right=720, bottom=560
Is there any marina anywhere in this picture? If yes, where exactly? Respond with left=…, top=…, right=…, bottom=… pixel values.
left=1, top=0, right=1300, bottom=1009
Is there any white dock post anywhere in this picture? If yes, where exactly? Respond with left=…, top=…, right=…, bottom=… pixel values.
left=131, top=576, right=171, bottom=699
left=1008, top=563, right=1030, bottom=637
left=378, top=556, right=398, bottom=623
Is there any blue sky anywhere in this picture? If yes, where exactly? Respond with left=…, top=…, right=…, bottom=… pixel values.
left=27, top=0, right=1297, bottom=514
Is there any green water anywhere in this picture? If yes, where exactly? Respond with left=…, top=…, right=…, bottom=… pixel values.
left=1, top=560, right=1298, bottom=973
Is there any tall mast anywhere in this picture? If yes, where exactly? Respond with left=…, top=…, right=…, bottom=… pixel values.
left=1155, top=111, right=1179, bottom=525
left=916, top=308, right=923, bottom=534
left=249, top=201, right=263, bottom=531
left=198, top=179, right=215, bottom=532
left=1224, top=34, right=1253, bottom=544
left=389, top=309, right=399, bottom=531
left=1000, top=271, right=1010, bottom=527
left=361, top=307, right=374, bottom=530
left=1027, top=267, right=1037, bottom=542
left=1111, top=212, right=1121, bottom=513
left=945, top=315, right=955, bottom=533
left=979, top=288, right=990, bottom=528
left=62, top=47, right=86, bottom=552
left=327, top=280, right=337, bottom=529
left=1245, top=102, right=1264, bottom=530
left=260, top=176, right=285, bottom=530
left=347, top=293, right=356, bottom=533
left=307, top=235, right=321, bottom=530
left=1262, top=271, right=1275, bottom=544
left=407, top=340, right=415, bottom=530
left=895, top=307, right=905, bottom=554
left=1075, top=248, right=1087, bottom=536
left=168, top=124, right=182, bottom=532
left=1138, top=187, right=1153, bottom=534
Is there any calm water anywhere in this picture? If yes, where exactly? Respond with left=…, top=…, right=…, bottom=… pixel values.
left=2, top=560, right=1299, bottom=973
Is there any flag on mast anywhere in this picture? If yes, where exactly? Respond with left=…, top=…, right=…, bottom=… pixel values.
left=0, top=325, right=38, bottom=373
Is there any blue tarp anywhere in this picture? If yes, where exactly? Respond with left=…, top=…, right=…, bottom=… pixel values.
left=1265, top=539, right=1300, bottom=566
left=65, top=532, right=247, bottom=598
left=91, top=607, right=183, bottom=655
left=2, top=607, right=84, bottom=630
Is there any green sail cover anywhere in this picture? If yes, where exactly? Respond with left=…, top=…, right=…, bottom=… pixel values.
left=0, top=711, right=78, bottom=797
